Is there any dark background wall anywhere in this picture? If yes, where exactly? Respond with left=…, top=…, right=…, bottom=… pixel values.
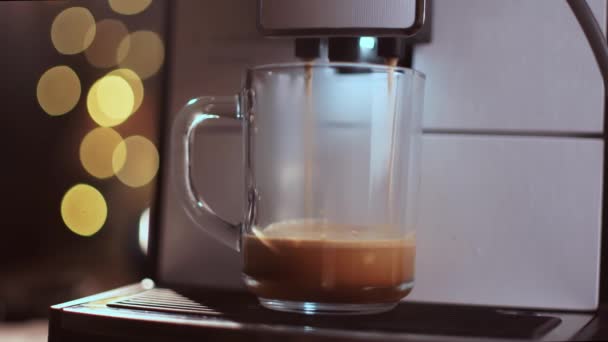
left=0, top=0, right=167, bottom=320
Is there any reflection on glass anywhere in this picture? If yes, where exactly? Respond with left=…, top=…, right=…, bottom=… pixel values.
left=138, top=208, right=150, bottom=255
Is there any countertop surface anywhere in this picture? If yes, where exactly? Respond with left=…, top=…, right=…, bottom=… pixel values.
left=0, top=320, right=47, bottom=342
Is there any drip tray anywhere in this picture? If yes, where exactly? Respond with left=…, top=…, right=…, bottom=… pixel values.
left=108, top=288, right=561, bottom=340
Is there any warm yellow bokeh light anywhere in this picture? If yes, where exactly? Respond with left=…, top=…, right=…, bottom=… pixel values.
left=87, top=75, right=134, bottom=127
left=112, top=136, right=159, bottom=188
left=117, top=31, right=164, bottom=79
left=108, top=68, right=144, bottom=114
left=85, top=19, right=129, bottom=68
left=80, top=127, right=126, bottom=179
left=37, top=65, right=81, bottom=116
left=97, top=76, right=134, bottom=119
left=109, top=0, right=152, bottom=15
left=61, top=184, right=107, bottom=237
left=51, top=7, right=96, bottom=55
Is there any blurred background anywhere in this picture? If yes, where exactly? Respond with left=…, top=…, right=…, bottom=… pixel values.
left=0, top=0, right=168, bottom=331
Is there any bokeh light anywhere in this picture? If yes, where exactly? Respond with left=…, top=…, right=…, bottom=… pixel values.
left=87, top=75, right=134, bottom=127
left=108, top=0, right=152, bottom=15
left=61, top=184, right=107, bottom=237
left=108, top=68, right=144, bottom=114
left=112, top=136, right=159, bottom=188
left=37, top=65, right=81, bottom=116
left=138, top=207, right=150, bottom=255
left=117, top=30, right=164, bottom=79
left=84, top=19, right=129, bottom=68
left=51, top=7, right=96, bottom=55
left=359, top=37, right=376, bottom=50
left=97, top=76, right=134, bottom=119
left=80, top=127, right=126, bottom=179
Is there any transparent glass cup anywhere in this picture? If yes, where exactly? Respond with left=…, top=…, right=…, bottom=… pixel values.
left=171, top=62, right=425, bottom=315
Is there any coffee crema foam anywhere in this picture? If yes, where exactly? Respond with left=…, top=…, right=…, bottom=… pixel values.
left=243, top=220, right=415, bottom=304
left=253, top=219, right=413, bottom=242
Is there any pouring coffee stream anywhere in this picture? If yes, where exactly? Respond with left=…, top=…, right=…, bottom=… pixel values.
left=386, top=57, right=399, bottom=225
left=304, top=61, right=314, bottom=220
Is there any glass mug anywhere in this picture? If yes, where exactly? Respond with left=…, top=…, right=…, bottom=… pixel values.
left=171, top=62, right=425, bottom=315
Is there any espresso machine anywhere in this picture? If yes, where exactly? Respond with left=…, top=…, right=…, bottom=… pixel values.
left=49, top=0, right=608, bottom=340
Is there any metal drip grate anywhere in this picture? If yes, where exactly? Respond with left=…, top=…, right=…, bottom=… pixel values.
left=108, top=288, right=222, bottom=316
left=106, top=287, right=562, bottom=339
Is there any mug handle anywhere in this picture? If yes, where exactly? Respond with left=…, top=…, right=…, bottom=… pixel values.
left=171, top=96, right=241, bottom=251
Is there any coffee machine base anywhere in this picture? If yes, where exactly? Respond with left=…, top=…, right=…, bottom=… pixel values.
left=49, top=280, right=601, bottom=342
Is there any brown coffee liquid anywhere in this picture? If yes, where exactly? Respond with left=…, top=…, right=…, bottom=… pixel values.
left=243, top=220, right=415, bottom=304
